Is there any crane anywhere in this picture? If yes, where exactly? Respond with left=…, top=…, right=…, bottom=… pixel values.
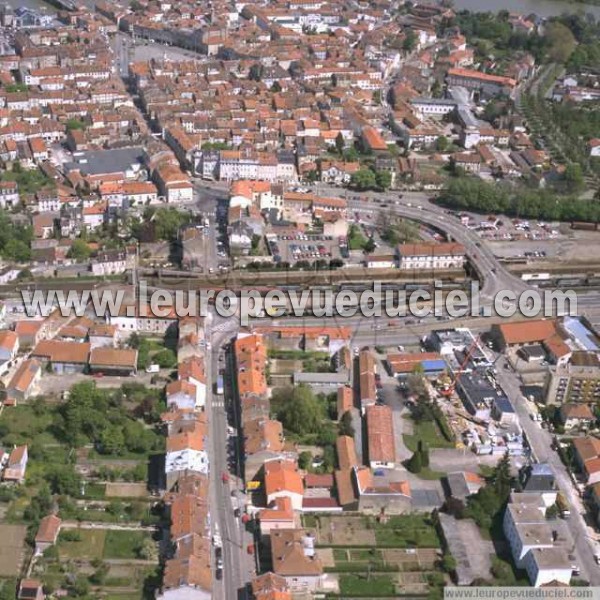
left=439, top=334, right=484, bottom=397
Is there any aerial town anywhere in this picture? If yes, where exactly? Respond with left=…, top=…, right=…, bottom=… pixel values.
left=0, top=0, right=600, bottom=598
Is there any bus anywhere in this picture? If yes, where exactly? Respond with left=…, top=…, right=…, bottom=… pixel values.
left=216, top=375, right=224, bottom=395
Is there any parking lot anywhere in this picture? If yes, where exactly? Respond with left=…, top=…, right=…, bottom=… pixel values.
left=267, top=233, right=344, bottom=264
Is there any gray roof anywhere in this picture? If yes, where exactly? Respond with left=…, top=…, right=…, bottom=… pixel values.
left=64, top=147, right=144, bottom=176
left=293, top=372, right=349, bottom=385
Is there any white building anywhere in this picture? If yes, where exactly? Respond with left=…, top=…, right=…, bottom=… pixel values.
left=523, top=547, right=572, bottom=587
left=396, top=242, right=465, bottom=270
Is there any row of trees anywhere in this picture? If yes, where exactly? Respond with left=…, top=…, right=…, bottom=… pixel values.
left=438, top=177, right=600, bottom=222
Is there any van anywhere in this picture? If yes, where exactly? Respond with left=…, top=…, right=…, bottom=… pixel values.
left=146, top=364, right=160, bottom=373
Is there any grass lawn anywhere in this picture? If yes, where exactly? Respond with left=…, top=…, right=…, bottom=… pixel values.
left=339, top=574, right=395, bottom=596
left=58, top=529, right=107, bottom=560
left=104, top=594, right=143, bottom=600
left=372, top=515, right=439, bottom=548
left=103, top=530, right=149, bottom=559
left=403, top=419, right=455, bottom=453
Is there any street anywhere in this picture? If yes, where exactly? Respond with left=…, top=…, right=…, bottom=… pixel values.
left=205, top=314, right=252, bottom=600
left=494, top=355, right=600, bottom=585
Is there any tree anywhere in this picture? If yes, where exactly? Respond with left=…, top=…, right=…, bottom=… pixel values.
left=418, top=440, right=430, bottom=468
left=153, top=207, right=190, bottom=242
left=338, top=411, right=355, bottom=437
left=435, top=136, right=449, bottom=153
left=0, top=579, right=16, bottom=600
left=375, top=170, right=392, bottom=191
left=249, top=64, right=263, bottom=81
left=68, top=239, right=91, bottom=261
left=153, top=348, right=177, bottom=369
left=89, top=561, right=110, bottom=584
left=46, top=464, right=82, bottom=496
left=298, top=450, right=313, bottom=470
left=66, top=118, right=85, bottom=131
left=406, top=449, right=422, bottom=473
left=137, top=537, right=158, bottom=560
left=402, top=30, right=417, bottom=52
left=273, top=385, right=324, bottom=436
left=350, top=168, right=377, bottom=191
left=270, top=81, right=282, bottom=92
left=335, top=132, right=345, bottom=155
left=492, top=451, right=512, bottom=500
left=100, top=425, right=125, bottom=455
left=544, top=22, right=576, bottom=63
left=129, top=0, right=143, bottom=10
left=564, top=162, right=584, bottom=192
left=363, top=237, right=376, bottom=253
left=441, top=553, right=457, bottom=573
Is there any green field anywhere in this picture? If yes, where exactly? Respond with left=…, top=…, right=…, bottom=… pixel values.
left=372, top=515, right=439, bottom=548
left=103, top=530, right=151, bottom=559
left=58, top=529, right=107, bottom=560
left=339, top=574, right=395, bottom=596
left=403, top=419, right=455, bottom=453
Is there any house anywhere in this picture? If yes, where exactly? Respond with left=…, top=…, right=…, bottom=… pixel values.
left=88, top=324, right=117, bottom=349
left=0, top=181, right=19, bottom=208
left=353, top=466, right=411, bottom=514
left=6, top=359, right=41, bottom=405
left=88, top=347, right=137, bottom=376
left=34, top=514, right=61, bottom=556
left=4, top=444, right=28, bottom=483
left=31, top=341, right=90, bottom=374
left=14, top=320, right=45, bottom=349
left=17, top=580, right=44, bottom=600
left=444, top=471, right=484, bottom=501
left=365, top=405, right=396, bottom=469
left=90, top=249, right=135, bottom=276
left=573, top=437, right=600, bottom=484
left=559, top=404, right=595, bottom=429
left=166, top=380, right=198, bottom=411
left=491, top=320, right=557, bottom=350
left=518, top=461, right=553, bottom=494
left=264, top=459, right=304, bottom=511
left=337, top=385, right=353, bottom=417
left=365, top=255, right=396, bottom=269
left=0, top=329, right=19, bottom=363
left=159, top=555, right=211, bottom=600
left=523, top=547, right=572, bottom=587
left=178, top=357, right=207, bottom=408
left=251, top=572, right=291, bottom=600
left=258, top=496, right=298, bottom=537
left=588, top=139, right=600, bottom=157
left=270, top=529, right=324, bottom=593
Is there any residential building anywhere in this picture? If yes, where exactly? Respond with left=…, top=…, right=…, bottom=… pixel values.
left=6, top=359, right=41, bottom=405
left=396, top=242, right=466, bottom=270
left=365, top=405, right=396, bottom=469
left=270, top=529, right=324, bottom=593
left=88, top=348, right=137, bottom=376
left=4, top=444, right=28, bottom=483
left=34, top=514, right=61, bottom=556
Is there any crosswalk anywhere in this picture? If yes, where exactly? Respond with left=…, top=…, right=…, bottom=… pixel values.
left=211, top=321, right=239, bottom=334
left=212, top=399, right=225, bottom=408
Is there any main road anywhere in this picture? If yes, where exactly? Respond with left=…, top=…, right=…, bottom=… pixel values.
left=495, top=355, right=600, bottom=585
left=205, top=314, right=252, bottom=600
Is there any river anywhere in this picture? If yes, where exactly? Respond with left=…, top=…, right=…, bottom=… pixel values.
left=453, top=0, right=600, bottom=19
left=6, top=0, right=600, bottom=26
